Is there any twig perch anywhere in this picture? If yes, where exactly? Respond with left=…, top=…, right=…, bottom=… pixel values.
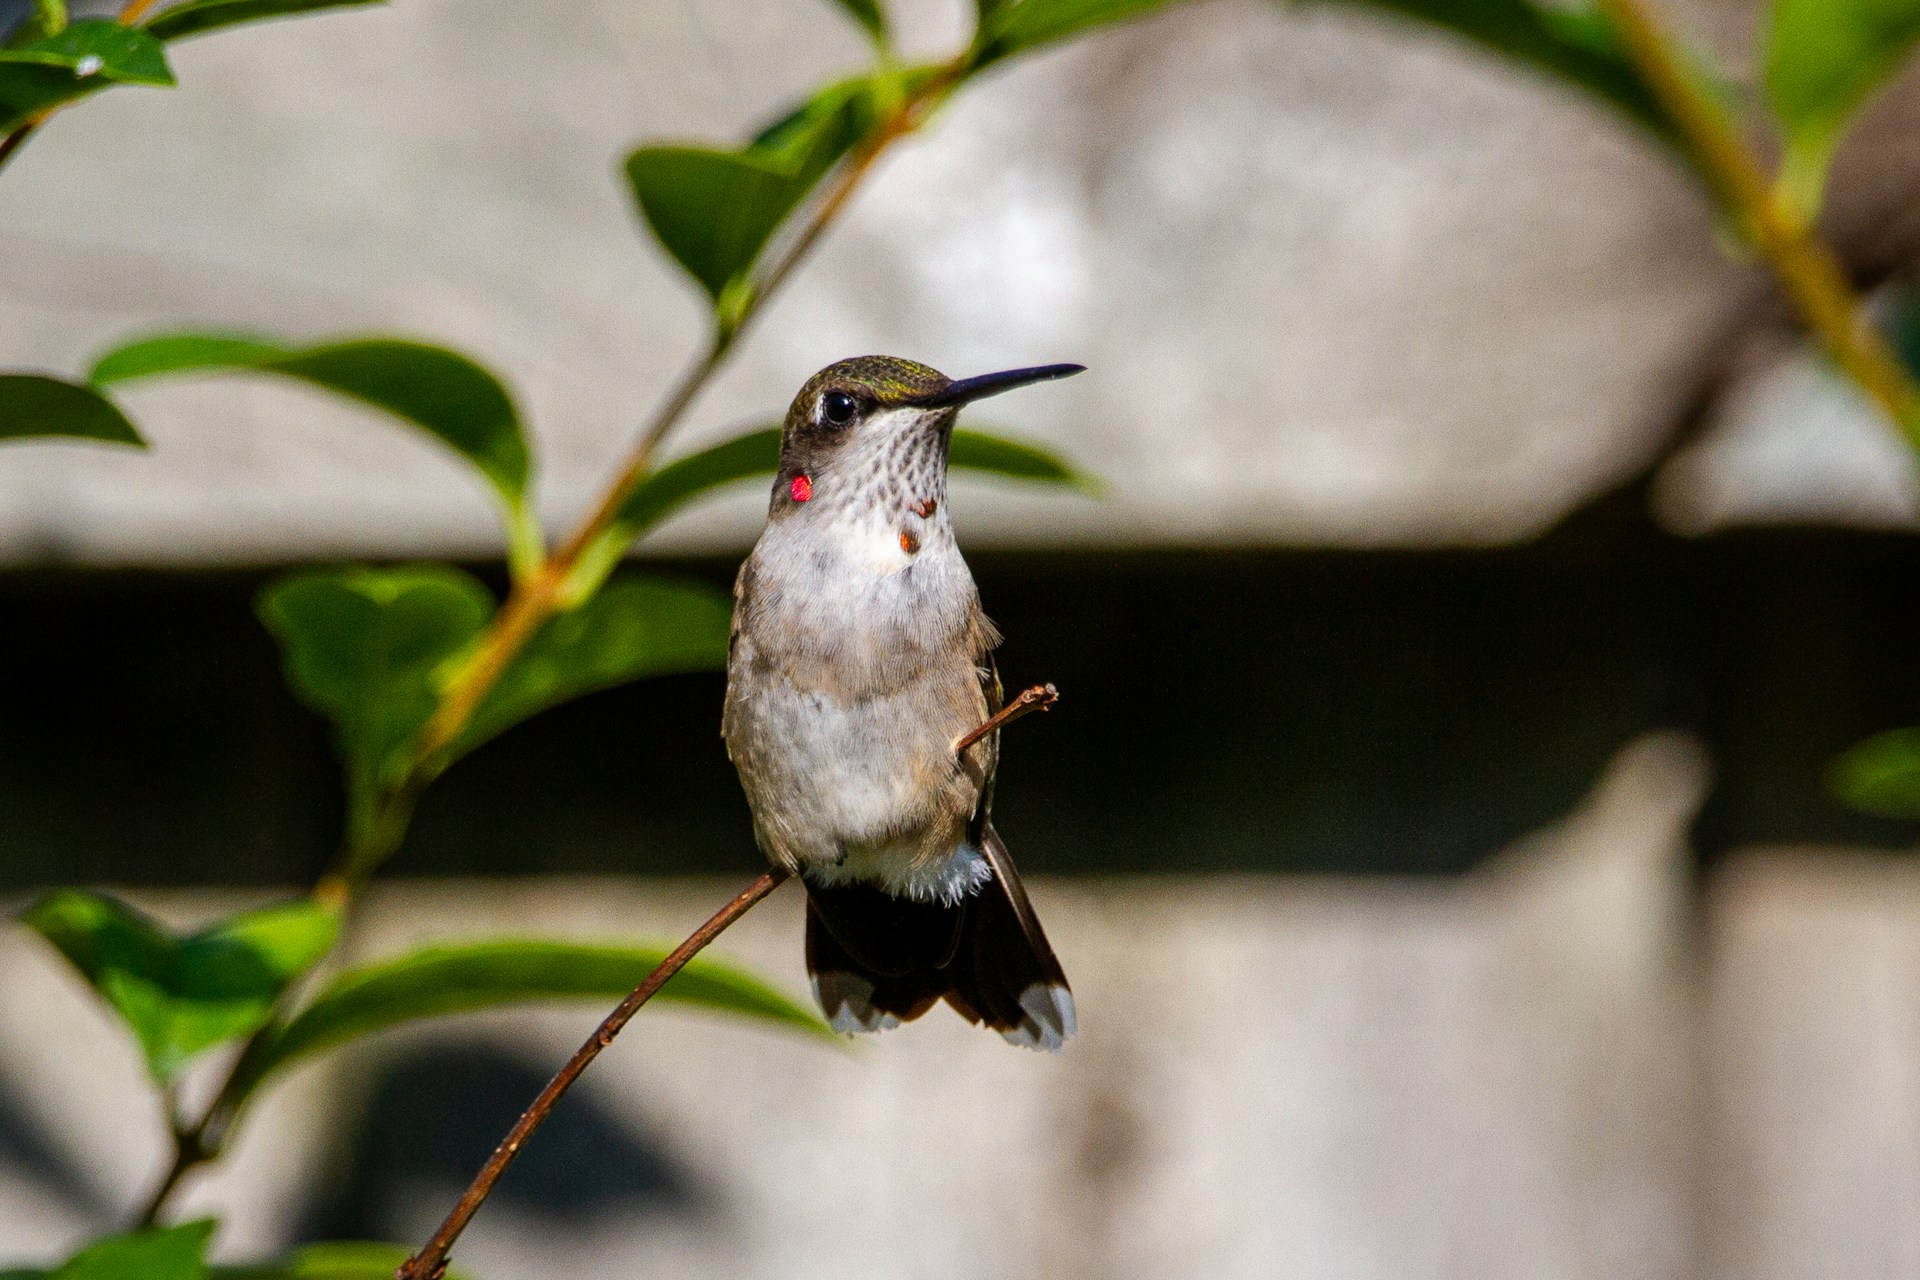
left=397, top=684, right=1063, bottom=1280
left=396, top=868, right=791, bottom=1280
left=956, top=683, right=1058, bottom=756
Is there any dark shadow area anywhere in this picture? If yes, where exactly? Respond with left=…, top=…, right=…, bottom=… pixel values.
left=296, top=1040, right=709, bottom=1244
left=4, top=498, right=1920, bottom=885
left=0, top=1078, right=110, bottom=1222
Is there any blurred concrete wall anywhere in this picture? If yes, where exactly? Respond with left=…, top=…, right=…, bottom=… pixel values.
left=3, top=0, right=1919, bottom=562
left=5, top=732, right=1919, bottom=1280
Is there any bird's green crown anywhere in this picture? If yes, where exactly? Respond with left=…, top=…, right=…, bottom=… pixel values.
left=787, top=356, right=949, bottom=424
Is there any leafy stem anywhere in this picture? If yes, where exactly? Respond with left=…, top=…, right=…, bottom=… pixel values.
left=1596, top=0, right=1920, bottom=440
left=32, top=0, right=67, bottom=38
left=133, top=1121, right=205, bottom=1228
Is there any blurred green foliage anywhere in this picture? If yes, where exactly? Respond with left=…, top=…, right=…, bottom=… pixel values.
left=222, top=937, right=833, bottom=1110
left=258, top=566, right=496, bottom=840
left=91, top=334, right=543, bottom=574
left=24, top=894, right=338, bottom=1083
left=459, top=576, right=733, bottom=752
left=1, top=1227, right=476, bottom=1280
left=1305, top=0, right=1676, bottom=142
left=1, top=1222, right=214, bottom=1280
left=1768, top=0, right=1920, bottom=214
left=1829, top=726, right=1920, bottom=819
left=0, top=375, right=142, bottom=446
left=0, top=19, right=171, bottom=132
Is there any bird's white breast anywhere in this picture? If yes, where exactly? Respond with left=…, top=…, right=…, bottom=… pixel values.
left=724, top=457, right=989, bottom=898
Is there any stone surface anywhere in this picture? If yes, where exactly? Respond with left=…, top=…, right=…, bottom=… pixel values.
left=1704, top=852, right=1920, bottom=1280
left=0, top=0, right=1860, bottom=562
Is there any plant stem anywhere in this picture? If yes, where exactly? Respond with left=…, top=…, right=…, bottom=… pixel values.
left=0, top=123, right=37, bottom=174
left=956, top=683, right=1058, bottom=756
left=133, top=1132, right=205, bottom=1228
left=33, top=0, right=67, bottom=38
left=396, top=868, right=792, bottom=1280
left=1595, top=0, right=1920, bottom=441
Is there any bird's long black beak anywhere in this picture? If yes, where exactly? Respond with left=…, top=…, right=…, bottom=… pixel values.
left=911, top=363, right=1084, bottom=409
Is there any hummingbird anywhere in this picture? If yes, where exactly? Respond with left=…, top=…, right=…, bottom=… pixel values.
left=722, top=355, right=1082, bottom=1050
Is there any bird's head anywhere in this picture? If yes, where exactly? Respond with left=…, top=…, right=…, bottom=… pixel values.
left=773, top=355, right=1082, bottom=511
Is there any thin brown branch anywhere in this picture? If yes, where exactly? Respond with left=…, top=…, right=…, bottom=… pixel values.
left=1596, top=0, right=1920, bottom=441
left=132, top=1129, right=205, bottom=1228
left=396, top=868, right=792, bottom=1280
left=956, top=683, right=1058, bottom=757
left=0, top=120, right=38, bottom=174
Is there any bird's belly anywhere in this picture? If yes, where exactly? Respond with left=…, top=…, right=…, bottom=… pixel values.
left=725, top=524, right=992, bottom=899
left=725, top=661, right=986, bottom=897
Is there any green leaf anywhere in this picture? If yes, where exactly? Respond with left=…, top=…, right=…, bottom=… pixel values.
left=1293, top=0, right=1680, bottom=148
left=0, top=20, right=173, bottom=132
left=626, top=147, right=802, bottom=306
left=1766, top=0, right=1920, bottom=216
left=13, top=1222, right=218, bottom=1280
left=1830, top=726, right=1920, bottom=818
left=461, top=575, right=731, bottom=754
left=747, top=74, right=877, bottom=166
left=0, top=1222, right=214, bottom=1280
left=23, top=892, right=336, bottom=1083
left=89, top=333, right=531, bottom=506
left=273, top=343, right=529, bottom=500
left=146, top=0, right=382, bottom=42
left=950, top=428, right=1101, bottom=491
left=613, top=427, right=784, bottom=533
left=226, top=938, right=831, bottom=1102
left=829, top=0, right=887, bottom=42
left=974, top=0, right=1178, bottom=61
left=258, top=566, right=493, bottom=817
left=626, top=77, right=878, bottom=311
left=87, top=332, right=288, bottom=384
left=8, top=17, right=170, bottom=77
left=574, top=424, right=1092, bottom=596
left=0, top=375, right=144, bottom=447
left=211, top=1243, right=471, bottom=1280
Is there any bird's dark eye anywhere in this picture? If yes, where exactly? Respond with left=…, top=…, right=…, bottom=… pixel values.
left=821, top=390, right=858, bottom=426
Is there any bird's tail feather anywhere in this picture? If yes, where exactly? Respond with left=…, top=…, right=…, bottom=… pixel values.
left=803, top=826, right=1075, bottom=1050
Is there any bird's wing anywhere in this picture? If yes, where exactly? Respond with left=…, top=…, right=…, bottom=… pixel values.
left=967, top=653, right=1003, bottom=847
